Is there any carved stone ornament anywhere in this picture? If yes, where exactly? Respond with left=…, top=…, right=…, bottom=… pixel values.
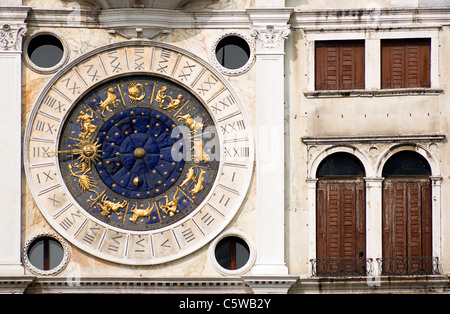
left=0, top=24, right=27, bottom=52
left=250, top=25, right=290, bottom=51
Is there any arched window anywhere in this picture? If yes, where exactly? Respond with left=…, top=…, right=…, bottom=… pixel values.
left=315, top=152, right=366, bottom=276
left=317, top=152, right=366, bottom=178
left=382, top=151, right=433, bottom=275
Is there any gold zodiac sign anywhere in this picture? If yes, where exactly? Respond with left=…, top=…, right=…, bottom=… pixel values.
left=128, top=82, right=145, bottom=103
left=180, top=167, right=206, bottom=195
left=190, top=169, right=206, bottom=195
left=155, top=85, right=168, bottom=108
left=99, top=87, right=121, bottom=117
left=129, top=202, right=154, bottom=223
left=180, top=167, right=195, bottom=187
left=76, top=108, right=97, bottom=139
left=68, top=161, right=99, bottom=200
left=177, top=113, right=204, bottom=134
left=162, top=94, right=183, bottom=111
left=191, top=139, right=210, bottom=163
left=160, top=189, right=179, bottom=217
left=99, top=195, right=128, bottom=217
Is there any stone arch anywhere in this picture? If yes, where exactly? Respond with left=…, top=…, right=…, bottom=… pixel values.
left=375, top=143, right=440, bottom=178
left=308, top=145, right=374, bottom=179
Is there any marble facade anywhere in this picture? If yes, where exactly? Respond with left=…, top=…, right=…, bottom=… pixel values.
left=1, top=0, right=450, bottom=293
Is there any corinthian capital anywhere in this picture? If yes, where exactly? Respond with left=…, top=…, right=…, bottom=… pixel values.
left=250, top=25, right=290, bottom=52
left=0, top=24, right=27, bottom=52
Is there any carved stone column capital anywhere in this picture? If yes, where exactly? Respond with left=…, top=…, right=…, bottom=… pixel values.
left=250, top=24, right=291, bottom=52
left=0, top=24, right=27, bottom=52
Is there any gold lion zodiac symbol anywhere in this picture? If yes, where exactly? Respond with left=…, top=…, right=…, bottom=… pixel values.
left=128, top=82, right=145, bottom=103
left=99, top=87, right=121, bottom=117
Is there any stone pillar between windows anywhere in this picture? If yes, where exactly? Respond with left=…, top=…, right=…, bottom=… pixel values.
left=0, top=6, right=29, bottom=275
left=364, top=177, right=384, bottom=277
left=248, top=8, right=292, bottom=276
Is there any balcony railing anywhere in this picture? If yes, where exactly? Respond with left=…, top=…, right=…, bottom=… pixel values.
left=377, top=257, right=440, bottom=276
left=310, top=257, right=440, bottom=277
left=310, top=258, right=374, bottom=277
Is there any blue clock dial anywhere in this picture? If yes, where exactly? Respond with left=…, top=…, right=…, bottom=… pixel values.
left=58, top=75, right=220, bottom=231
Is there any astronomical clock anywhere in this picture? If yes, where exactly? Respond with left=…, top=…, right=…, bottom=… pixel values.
left=24, top=41, right=254, bottom=265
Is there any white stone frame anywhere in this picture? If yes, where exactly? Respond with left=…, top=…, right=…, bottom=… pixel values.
left=23, top=29, right=70, bottom=74
left=22, top=231, right=70, bottom=276
left=306, top=143, right=442, bottom=276
left=209, top=229, right=256, bottom=276
left=304, top=28, right=441, bottom=95
left=210, top=30, right=256, bottom=76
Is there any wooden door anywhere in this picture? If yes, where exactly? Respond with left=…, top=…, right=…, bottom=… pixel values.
left=316, top=180, right=366, bottom=262
left=382, top=179, right=432, bottom=273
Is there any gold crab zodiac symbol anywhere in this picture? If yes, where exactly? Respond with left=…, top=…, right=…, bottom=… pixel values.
left=128, top=81, right=145, bottom=103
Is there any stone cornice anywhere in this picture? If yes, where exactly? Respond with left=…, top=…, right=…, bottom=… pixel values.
left=291, top=7, right=450, bottom=31
left=0, top=7, right=30, bottom=52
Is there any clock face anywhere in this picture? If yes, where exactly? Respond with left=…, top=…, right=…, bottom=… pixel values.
left=24, top=41, right=254, bottom=265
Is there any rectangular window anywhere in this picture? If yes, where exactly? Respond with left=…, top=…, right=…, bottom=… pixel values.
left=315, top=40, right=365, bottom=91
left=381, top=38, right=431, bottom=89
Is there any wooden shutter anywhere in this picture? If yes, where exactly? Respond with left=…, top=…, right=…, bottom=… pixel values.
left=316, top=180, right=366, bottom=260
left=382, top=179, right=432, bottom=260
left=381, top=39, right=431, bottom=89
left=315, top=40, right=365, bottom=90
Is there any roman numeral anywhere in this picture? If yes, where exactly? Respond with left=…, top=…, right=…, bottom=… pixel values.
left=36, top=170, right=54, bottom=184
left=43, top=95, right=66, bottom=113
left=211, top=95, right=235, bottom=114
left=220, top=120, right=246, bottom=134
left=59, top=212, right=81, bottom=231
left=134, top=48, right=145, bottom=70
left=182, top=228, right=195, bottom=243
left=61, top=77, right=80, bottom=95
left=33, top=146, right=51, bottom=158
left=108, top=50, right=122, bottom=73
left=197, top=75, right=218, bottom=96
left=224, top=147, right=250, bottom=158
left=82, top=226, right=100, bottom=245
left=178, top=61, right=196, bottom=81
left=84, top=64, right=100, bottom=82
left=201, top=212, right=215, bottom=226
left=35, top=120, right=55, bottom=134
left=156, top=49, right=171, bottom=73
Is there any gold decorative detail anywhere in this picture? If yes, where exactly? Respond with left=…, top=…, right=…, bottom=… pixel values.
left=177, top=113, right=204, bottom=134
left=162, top=94, right=183, bottom=111
left=99, top=87, right=121, bottom=117
left=128, top=82, right=145, bottom=103
left=76, top=108, right=97, bottom=139
left=129, top=203, right=154, bottom=223
left=191, top=139, right=210, bottom=163
left=48, top=138, right=102, bottom=168
left=190, top=169, right=206, bottom=195
left=180, top=167, right=195, bottom=187
left=68, top=161, right=99, bottom=200
left=155, top=85, right=168, bottom=108
left=160, top=189, right=179, bottom=217
left=99, top=195, right=128, bottom=216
